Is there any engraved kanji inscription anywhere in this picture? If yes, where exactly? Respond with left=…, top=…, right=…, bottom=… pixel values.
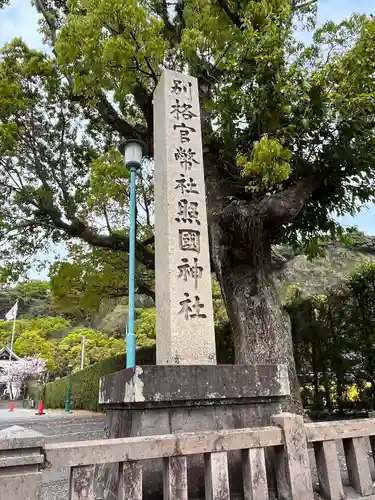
left=170, top=99, right=197, bottom=121
left=191, top=295, right=207, bottom=318
left=178, top=293, right=192, bottom=320
left=173, top=123, right=196, bottom=143
left=177, top=257, right=203, bottom=289
left=178, top=292, right=207, bottom=320
left=175, top=199, right=200, bottom=225
left=179, top=229, right=200, bottom=252
left=174, top=147, right=199, bottom=171
left=174, top=174, right=199, bottom=195
left=170, top=79, right=193, bottom=101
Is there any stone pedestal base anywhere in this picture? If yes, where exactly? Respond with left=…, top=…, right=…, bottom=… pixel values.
left=96, top=365, right=290, bottom=499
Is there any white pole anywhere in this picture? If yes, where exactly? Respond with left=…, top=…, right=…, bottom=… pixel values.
left=80, top=335, right=86, bottom=370
left=9, top=300, right=18, bottom=362
left=8, top=300, right=18, bottom=399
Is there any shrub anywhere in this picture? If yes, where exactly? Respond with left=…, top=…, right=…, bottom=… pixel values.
left=42, top=335, right=234, bottom=411
left=43, top=346, right=156, bottom=411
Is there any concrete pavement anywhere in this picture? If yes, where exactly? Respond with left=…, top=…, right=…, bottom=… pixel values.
left=0, top=408, right=106, bottom=500
left=0, top=407, right=103, bottom=424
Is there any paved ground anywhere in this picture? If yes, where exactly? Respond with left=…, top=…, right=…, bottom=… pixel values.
left=0, top=408, right=105, bottom=442
left=1, top=408, right=106, bottom=500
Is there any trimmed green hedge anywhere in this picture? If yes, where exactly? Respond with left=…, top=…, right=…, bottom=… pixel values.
left=43, top=346, right=156, bottom=411
left=41, top=329, right=233, bottom=411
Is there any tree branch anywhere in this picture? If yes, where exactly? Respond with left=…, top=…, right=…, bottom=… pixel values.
left=52, top=109, right=78, bottom=219
left=35, top=1, right=150, bottom=144
left=96, top=93, right=147, bottom=140
left=264, top=176, right=321, bottom=225
left=103, top=204, right=112, bottom=234
left=142, top=234, right=155, bottom=246
left=136, top=279, right=155, bottom=302
left=40, top=206, right=155, bottom=269
left=95, top=277, right=155, bottom=302
left=216, top=0, right=242, bottom=29
left=129, top=31, right=158, bottom=85
left=291, top=0, right=317, bottom=12
left=214, top=176, right=321, bottom=238
left=34, top=0, right=57, bottom=47
left=157, top=0, right=175, bottom=33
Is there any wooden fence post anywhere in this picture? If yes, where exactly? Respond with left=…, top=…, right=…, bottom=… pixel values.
left=0, top=425, right=45, bottom=500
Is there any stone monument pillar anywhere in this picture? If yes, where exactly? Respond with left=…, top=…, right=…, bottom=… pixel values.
left=154, top=70, right=216, bottom=365
left=97, top=69, right=290, bottom=500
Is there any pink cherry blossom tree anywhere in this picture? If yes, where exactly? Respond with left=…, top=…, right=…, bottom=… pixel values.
left=0, top=356, right=46, bottom=399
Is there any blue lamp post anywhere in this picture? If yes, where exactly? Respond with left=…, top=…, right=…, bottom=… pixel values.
left=119, top=139, right=146, bottom=369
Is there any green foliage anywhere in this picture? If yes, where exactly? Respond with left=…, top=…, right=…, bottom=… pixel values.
left=49, top=244, right=153, bottom=318
left=15, top=316, right=70, bottom=337
left=135, top=308, right=155, bottom=348
left=49, top=245, right=129, bottom=317
left=55, top=328, right=124, bottom=372
left=43, top=346, right=156, bottom=410
left=57, top=0, right=167, bottom=99
left=237, top=136, right=292, bottom=192
left=14, top=330, right=56, bottom=371
left=0, top=315, right=70, bottom=348
left=287, top=261, right=375, bottom=410
left=0, top=0, right=373, bottom=277
left=15, top=280, right=50, bottom=299
left=89, top=148, right=129, bottom=209
left=0, top=280, right=53, bottom=319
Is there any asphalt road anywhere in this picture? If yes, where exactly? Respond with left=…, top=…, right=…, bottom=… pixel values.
left=0, top=409, right=106, bottom=500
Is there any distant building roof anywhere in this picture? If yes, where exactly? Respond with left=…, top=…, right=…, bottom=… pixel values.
left=0, top=347, right=20, bottom=361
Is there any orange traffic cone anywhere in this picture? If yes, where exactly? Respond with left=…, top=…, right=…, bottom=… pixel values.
left=35, top=399, right=45, bottom=416
left=9, top=402, right=14, bottom=412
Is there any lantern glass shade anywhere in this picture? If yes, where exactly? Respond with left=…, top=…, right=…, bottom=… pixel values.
left=124, top=140, right=143, bottom=167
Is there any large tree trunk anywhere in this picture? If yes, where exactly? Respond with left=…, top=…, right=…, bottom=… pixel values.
left=202, top=145, right=318, bottom=415
left=208, top=215, right=303, bottom=414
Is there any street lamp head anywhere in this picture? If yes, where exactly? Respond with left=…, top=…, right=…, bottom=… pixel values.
left=119, top=139, right=147, bottom=170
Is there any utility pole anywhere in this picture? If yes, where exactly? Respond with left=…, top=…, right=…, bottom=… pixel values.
left=80, top=335, right=86, bottom=370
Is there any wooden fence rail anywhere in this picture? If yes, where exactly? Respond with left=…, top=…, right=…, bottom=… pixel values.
left=2, top=413, right=375, bottom=499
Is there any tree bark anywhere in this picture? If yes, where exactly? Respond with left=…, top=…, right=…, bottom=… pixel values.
left=208, top=213, right=303, bottom=414
left=311, top=343, right=320, bottom=409
left=322, top=371, right=333, bottom=413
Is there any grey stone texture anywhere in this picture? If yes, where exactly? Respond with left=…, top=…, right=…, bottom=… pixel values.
left=5, top=417, right=375, bottom=500
left=242, top=447, right=269, bottom=500
left=204, top=452, right=230, bottom=500
left=343, top=437, right=373, bottom=496
left=97, top=364, right=290, bottom=499
left=272, top=413, right=314, bottom=500
left=121, top=461, right=143, bottom=500
left=154, top=69, right=216, bottom=365
left=69, top=465, right=95, bottom=500
left=163, top=456, right=188, bottom=500
left=0, top=425, right=44, bottom=500
left=98, top=364, right=290, bottom=405
left=313, top=440, right=344, bottom=500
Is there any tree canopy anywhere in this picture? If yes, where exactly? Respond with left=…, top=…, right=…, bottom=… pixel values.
left=1, top=1, right=374, bottom=280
